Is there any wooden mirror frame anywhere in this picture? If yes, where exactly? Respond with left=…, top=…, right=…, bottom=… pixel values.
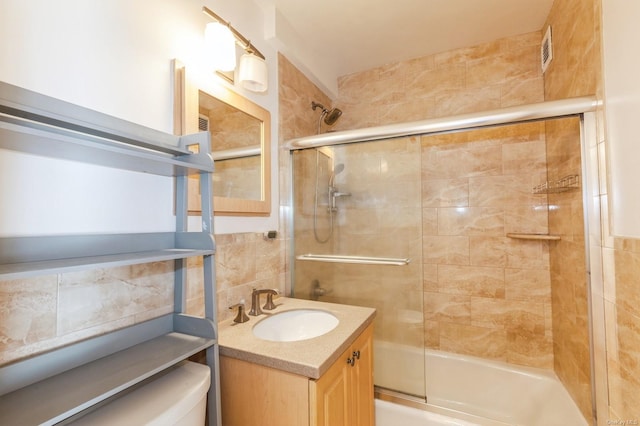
left=173, top=60, right=271, bottom=216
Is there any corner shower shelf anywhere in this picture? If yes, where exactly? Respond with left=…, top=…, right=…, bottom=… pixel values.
left=506, top=233, right=561, bottom=241
left=532, top=174, right=580, bottom=194
left=0, top=82, right=220, bottom=425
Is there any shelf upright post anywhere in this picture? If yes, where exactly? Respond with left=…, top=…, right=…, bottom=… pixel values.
left=200, top=143, right=221, bottom=426
left=177, top=131, right=221, bottom=426
left=174, top=171, right=189, bottom=313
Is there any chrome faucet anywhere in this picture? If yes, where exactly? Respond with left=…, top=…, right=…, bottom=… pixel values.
left=249, top=288, right=279, bottom=316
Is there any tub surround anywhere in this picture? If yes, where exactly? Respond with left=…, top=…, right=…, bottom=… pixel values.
left=218, top=297, right=375, bottom=378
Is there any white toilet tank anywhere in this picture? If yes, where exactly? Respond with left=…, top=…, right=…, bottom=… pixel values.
left=71, top=361, right=210, bottom=426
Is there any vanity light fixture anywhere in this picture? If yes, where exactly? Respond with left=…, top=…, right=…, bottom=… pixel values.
left=204, top=21, right=236, bottom=72
left=238, top=52, right=267, bottom=92
left=202, top=6, right=268, bottom=93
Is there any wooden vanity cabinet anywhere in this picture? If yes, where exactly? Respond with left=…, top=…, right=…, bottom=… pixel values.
left=310, top=324, right=374, bottom=426
left=219, top=324, right=373, bottom=426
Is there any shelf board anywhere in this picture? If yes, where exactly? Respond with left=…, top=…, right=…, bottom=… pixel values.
left=0, top=248, right=214, bottom=280
left=0, top=232, right=215, bottom=280
left=0, top=118, right=213, bottom=176
left=0, top=332, right=215, bottom=426
left=506, top=233, right=561, bottom=241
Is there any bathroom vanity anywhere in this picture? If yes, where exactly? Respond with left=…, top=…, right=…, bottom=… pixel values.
left=218, top=297, right=376, bottom=426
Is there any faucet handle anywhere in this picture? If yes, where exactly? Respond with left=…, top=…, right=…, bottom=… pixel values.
left=263, top=289, right=279, bottom=310
left=229, top=302, right=250, bottom=323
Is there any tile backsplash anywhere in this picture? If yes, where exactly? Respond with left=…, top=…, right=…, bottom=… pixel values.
left=0, top=232, right=285, bottom=366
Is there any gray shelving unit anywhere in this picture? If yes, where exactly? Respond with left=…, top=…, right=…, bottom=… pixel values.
left=0, top=81, right=221, bottom=425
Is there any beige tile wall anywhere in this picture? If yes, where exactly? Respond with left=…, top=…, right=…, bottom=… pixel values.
left=188, top=232, right=285, bottom=322
left=0, top=262, right=175, bottom=365
left=278, top=54, right=335, bottom=294
left=542, top=0, right=640, bottom=423
left=607, top=238, right=640, bottom=417
left=0, top=232, right=285, bottom=365
left=330, top=31, right=555, bottom=369
left=421, top=123, right=553, bottom=368
left=545, top=116, right=593, bottom=419
left=333, top=32, right=543, bottom=131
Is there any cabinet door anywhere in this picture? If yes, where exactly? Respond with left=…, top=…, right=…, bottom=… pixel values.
left=310, top=347, right=351, bottom=426
left=350, top=325, right=374, bottom=426
left=220, top=356, right=310, bottom=426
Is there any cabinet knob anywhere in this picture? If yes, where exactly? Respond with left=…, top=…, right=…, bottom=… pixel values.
left=347, top=357, right=355, bottom=366
left=352, top=350, right=360, bottom=360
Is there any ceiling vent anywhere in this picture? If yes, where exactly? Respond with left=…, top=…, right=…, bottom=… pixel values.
left=541, top=26, right=553, bottom=73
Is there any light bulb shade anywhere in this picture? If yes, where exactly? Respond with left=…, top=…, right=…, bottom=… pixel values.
left=205, top=22, right=236, bottom=72
left=238, top=53, right=268, bottom=92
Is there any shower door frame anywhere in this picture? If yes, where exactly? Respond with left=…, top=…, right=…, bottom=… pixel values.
left=286, top=98, right=605, bottom=425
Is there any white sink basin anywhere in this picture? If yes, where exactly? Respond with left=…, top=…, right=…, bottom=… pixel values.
left=252, top=309, right=339, bottom=342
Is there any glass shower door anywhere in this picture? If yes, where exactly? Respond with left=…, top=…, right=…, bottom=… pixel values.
left=291, top=136, right=425, bottom=398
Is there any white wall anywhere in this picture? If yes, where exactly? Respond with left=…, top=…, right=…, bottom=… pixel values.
left=602, top=0, right=640, bottom=237
left=0, top=0, right=278, bottom=236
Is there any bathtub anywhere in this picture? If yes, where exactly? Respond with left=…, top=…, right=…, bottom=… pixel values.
left=374, top=341, right=588, bottom=425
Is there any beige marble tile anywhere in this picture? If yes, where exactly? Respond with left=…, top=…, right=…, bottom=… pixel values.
left=505, top=268, right=551, bottom=302
left=469, top=175, right=544, bottom=207
left=405, top=64, right=466, bottom=97
left=1, top=315, right=134, bottom=365
left=423, top=263, right=439, bottom=292
left=422, top=208, right=438, bottom=235
left=502, top=140, right=547, bottom=175
left=439, top=322, right=507, bottom=361
left=505, top=205, right=549, bottom=234
left=435, top=86, right=502, bottom=117
left=423, top=292, right=471, bottom=324
left=57, top=262, right=173, bottom=334
left=613, top=245, right=640, bottom=320
left=465, top=45, right=540, bottom=90
left=505, top=238, right=550, bottom=269
left=379, top=97, right=438, bottom=124
left=438, top=265, right=505, bottom=298
left=421, top=142, right=503, bottom=180
left=469, top=296, right=547, bottom=337
left=215, top=236, right=257, bottom=290
left=434, top=39, right=502, bottom=68
left=615, top=306, right=640, bottom=384
left=437, top=207, right=505, bottom=236
left=500, top=77, right=544, bottom=107
left=423, top=236, right=470, bottom=265
left=0, top=275, right=58, bottom=358
left=424, top=320, right=440, bottom=349
left=506, top=330, right=554, bottom=368
left=470, top=236, right=507, bottom=267
left=421, top=178, right=469, bottom=207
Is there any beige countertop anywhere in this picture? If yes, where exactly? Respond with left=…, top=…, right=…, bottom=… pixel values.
left=218, top=297, right=376, bottom=379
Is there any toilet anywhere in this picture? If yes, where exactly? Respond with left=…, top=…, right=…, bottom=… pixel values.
left=71, top=361, right=210, bottom=425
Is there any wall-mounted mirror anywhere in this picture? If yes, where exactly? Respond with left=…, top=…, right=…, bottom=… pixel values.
left=173, top=60, right=271, bottom=216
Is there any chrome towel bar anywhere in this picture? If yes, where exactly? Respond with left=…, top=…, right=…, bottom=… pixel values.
left=296, top=254, right=410, bottom=266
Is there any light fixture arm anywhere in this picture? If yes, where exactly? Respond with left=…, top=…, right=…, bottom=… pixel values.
left=202, top=6, right=266, bottom=60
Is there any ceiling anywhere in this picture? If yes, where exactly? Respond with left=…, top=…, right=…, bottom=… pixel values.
left=257, top=0, right=555, bottom=97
